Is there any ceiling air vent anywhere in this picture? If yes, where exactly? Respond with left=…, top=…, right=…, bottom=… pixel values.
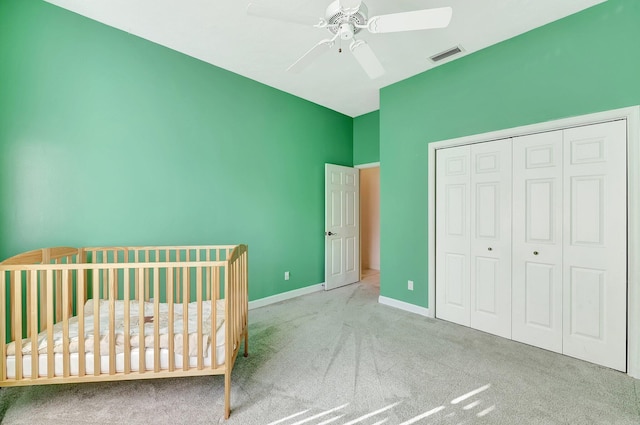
left=430, top=45, right=464, bottom=63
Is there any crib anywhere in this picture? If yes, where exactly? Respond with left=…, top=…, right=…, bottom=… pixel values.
left=0, top=244, right=248, bottom=419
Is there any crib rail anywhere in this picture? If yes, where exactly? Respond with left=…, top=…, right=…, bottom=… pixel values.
left=0, top=245, right=248, bottom=389
left=0, top=247, right=78, bottom=266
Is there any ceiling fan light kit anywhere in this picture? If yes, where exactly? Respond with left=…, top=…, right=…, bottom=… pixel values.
left=247, top=0, right=452, bottom=79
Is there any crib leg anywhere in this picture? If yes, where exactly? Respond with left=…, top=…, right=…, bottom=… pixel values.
left=224, top=371, right=231, bottom=419
left=243, top=332, right=249, bottom=357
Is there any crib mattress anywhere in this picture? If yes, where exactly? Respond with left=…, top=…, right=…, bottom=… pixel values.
left=5, top=341, right=225, bottom=379
left=5, top=298, right=227, bottom=379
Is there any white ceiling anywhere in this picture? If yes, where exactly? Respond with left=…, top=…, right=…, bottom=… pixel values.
left=44, top=0, right=605, bottom=117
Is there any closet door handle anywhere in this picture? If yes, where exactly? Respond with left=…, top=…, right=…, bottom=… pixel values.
left=487, top=247, right=493, bottom=251
left=533, top=251, right=539, bottom=256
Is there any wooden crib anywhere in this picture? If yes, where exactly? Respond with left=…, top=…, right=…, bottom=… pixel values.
left=0, top=244, right=248, bottom=419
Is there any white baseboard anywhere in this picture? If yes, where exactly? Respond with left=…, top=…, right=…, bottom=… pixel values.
left=249, top=283, right=325, bottom=310
left=378, top=296, right=433, bottom=318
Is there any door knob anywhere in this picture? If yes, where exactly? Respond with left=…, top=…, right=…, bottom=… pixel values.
left=487, top=247, right=493, bottom=251
left=325, top=231, right=337, bottom=236
left=533, top=251, right=539, bottom=255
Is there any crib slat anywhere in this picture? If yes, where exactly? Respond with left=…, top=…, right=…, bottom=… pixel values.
left=138, top=268, right=145, bottom=374
left=108, top=268, right=116, bottom=375
left=205, top=251, right=211, bottom=300
left=214, top=265, right=220, bottom=304
left=224, top=262, right=231, bottom=368
left=62, top=270, right=70, bottom=378
left=176, top=267, right=181, bottom=304
left=213, top=265, right=219, bottom=369
left=153, top=267, right=160, bottom=373
left=144, top=251, right=150, bottom=302
left=101, top=268, right=107, bottom=300
left=167, top=266, right=175, bottom=373
left=232, top=261, right=238, bottom=359
left=82, top=258, right=88, bottom=308
left=182, top=266, right=188, bottom=371
left=30, top=271, right=39, bottom=380
left=196, top=267, right=203, bottom=370
left=77, top=269, right=86, bottom=377
left=124, top=266, right=131, bottom=375
left=0, top=272, right=5, bottom=381
left=214, top=274, right=218, bottom=369
left=24, top=270, right=30, bottom=348
left=9, top=271, right=15, bottom=342
left=93, top=269, right=100, bottom=376
left=56, top=270, right=62, bottom=322
left=231, top=260, right=236, bottom=361
left=46, top=270, right=54, bottom=379
left=96, top=250, right=108, bottom=300
left=238, top=258, right=243, bottom=348
left=40, top=270, right=47, bottom=334
left=243, top=249, right=249, bottom=357
left=66, top=267, right=73, bottom=317
left=14, top=271, right=23, bottom=380
left=133, top=251, right=139, bottom=300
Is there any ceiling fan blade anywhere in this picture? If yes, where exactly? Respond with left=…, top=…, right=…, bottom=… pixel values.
left=287, top=39, right=334, bottom=73
left=349, top=40, right=384, bottom=79
left=247, top=3, right=319, bottom=26
left=339, top=0, right=362, bottom=15
left=367, top=7, right=453, bottom=34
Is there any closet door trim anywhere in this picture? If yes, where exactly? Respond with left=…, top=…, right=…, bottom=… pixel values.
left=427, top=105, right=640, bottom=378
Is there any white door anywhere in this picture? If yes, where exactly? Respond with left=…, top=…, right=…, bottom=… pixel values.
left=562, top=121, right=627, bottom=371
left=325, top=164, right=360, bottom=291
left=436, top=145, right=471, bottom=326
left=470, top=139, right=512, bottom=338
left=512, top=130, right=564, bottom=353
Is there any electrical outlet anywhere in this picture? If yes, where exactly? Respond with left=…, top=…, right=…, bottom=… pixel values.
left=285, top=271, right=290, bottom=280
left=408, top=280, right=414, bottom=291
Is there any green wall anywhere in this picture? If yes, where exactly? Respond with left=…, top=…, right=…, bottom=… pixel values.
left=379, top=0, right=640, bottom=307
left=0, top=0, right=353, bottom=301
left=353, top=110, right=380, bottom=165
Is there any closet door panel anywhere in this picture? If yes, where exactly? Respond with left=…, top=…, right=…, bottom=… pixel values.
left=470, top=139, right=512, bottom=338
left=562, top=120, right=627, bottom=371
left=436, top=145, right=471, bottom=326
left=524, top=262, right=555, bottom=328
left=512, top=131, right=563, bottom=353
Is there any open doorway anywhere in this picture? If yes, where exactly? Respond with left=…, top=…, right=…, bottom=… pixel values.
left=358, top=164, right=380, bottom=288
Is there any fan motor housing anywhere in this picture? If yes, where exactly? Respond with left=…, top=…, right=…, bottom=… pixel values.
left=325, top=0, right=368, bottom=36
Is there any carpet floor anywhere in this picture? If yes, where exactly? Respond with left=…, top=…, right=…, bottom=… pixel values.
left=1, top=273, right=639, bottom=424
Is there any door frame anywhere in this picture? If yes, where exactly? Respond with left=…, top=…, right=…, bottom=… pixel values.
left=355, top=161, right=380, bottom=280
left=427, top=105, right=640, bottom=378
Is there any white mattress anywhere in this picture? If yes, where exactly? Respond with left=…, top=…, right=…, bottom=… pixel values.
left=6, top=342, right=225, bottom=379
left=5, top=298, right=227, bottom=379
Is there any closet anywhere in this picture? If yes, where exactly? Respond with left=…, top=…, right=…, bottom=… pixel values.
left=435, top=120, right=627, bottom=372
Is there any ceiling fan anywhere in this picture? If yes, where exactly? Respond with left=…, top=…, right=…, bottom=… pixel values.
left=247, top=0, right=453, bottom=79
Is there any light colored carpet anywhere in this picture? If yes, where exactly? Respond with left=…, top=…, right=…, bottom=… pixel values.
left=1, top=273, right=639, bottom=424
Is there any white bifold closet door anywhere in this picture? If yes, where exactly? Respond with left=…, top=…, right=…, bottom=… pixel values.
left=512, top=130, right=564, bottom=353
left=512, top=121, right=627, bottom=371
left=561, top=121, right=627, bottom=371
left=436, top=139, right=512, bottom=338
left=436, top=145, right=471, bottom=326
left=436, top=120, right=627, bottom=372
